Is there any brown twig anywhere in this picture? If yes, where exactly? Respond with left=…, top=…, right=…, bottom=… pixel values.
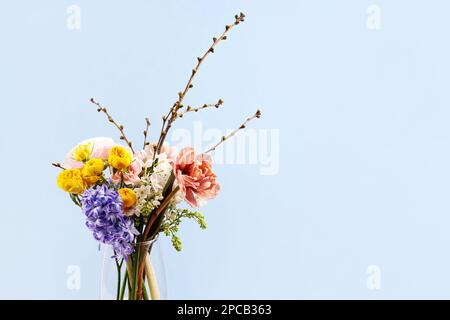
left=90, top=98, right=136, bottom=154
left=205, top=109, right=261, bottom=153
left=154, top=12, right=246, bottom=155
left=177, top=99, right=223, bottom=118
left=51, top=162, right=66, bottom=170
left=143, top=117, right=151, bottom=149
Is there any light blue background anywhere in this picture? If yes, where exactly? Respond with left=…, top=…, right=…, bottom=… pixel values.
left=1, top=0, right=450, bottom=299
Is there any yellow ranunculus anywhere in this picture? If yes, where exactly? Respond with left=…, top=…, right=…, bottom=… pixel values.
left=108, top=146, right=133, bottom=170
left=57, top=169, right=86, bottom=194
left=118, top=188, right=137, bottom=209
left=73, top=143, right=92, bottom=162
left=81, top=158, right=105, bottom=186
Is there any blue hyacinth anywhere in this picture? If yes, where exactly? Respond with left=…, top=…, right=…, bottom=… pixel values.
left=81, top=184, right=139, bottom=259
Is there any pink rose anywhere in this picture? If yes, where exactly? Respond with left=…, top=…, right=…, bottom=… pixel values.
left=111, top=159, right=143, bottom=186
left=174, top=147, right=220, bottom=207
left=62, top=137, right=115, bottom=169
left=90, top=137, right=115, bottom=160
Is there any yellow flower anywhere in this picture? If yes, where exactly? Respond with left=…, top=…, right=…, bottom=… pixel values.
left=118, top=188, right=137, bottom=209
left=81, top=158, right=105, bottom=186
left=57, top=169, right=86, bottom=194
left=108, top=146, right=133, bottom=170
left=73, top=143, right=92, bottom=162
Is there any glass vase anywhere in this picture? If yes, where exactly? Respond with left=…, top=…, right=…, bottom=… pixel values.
left=100, top=237, right=167, bottom=300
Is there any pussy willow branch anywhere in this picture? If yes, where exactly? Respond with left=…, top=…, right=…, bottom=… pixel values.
left=90, top=98, right=136, bottom=154
left=154, top=12, right=246, bottom=155
left=52, top=162, right=66, bottom=170
left=205, top=109, right=261, bottom=153
left=178, top=99, right=223, bottom=118
left=143, top=117, right=151, bottom=149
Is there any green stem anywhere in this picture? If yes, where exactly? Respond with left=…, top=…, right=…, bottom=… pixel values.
left=114, top=255, right=123, bottom=300
left=142, top=282, right=149, bottom=300
left=116, top=267, right=121, bottom=300
left=120, top=271, right=128, bottom=300
left=131, top=247, right=141, bottom=300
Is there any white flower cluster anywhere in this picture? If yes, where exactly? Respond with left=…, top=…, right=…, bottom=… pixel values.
left=129, top=184, right=164, bottom=217
left=129, top=146, right=175, bottom=217
left=143, top=153, right=173, bottom=192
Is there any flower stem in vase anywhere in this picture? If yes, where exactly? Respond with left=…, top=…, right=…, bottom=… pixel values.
left=131, top=247, right=141, bottom=300
left=136, top=240, right=149, bottom=300
left=142, top=281, right=149, bottom=300
left=126, top=258, right=133, bottom=290
left=120, top=271, right=128, bottom=300
left=145, top=255, right=160, bottom=300
left=114, top=257, right=122, bottom=300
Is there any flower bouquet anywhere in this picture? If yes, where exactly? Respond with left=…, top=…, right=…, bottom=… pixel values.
left=53, top=12, right=261, bottom=300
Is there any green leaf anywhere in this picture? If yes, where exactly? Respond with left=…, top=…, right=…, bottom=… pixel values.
left=69, top=194, right=81, bottom=207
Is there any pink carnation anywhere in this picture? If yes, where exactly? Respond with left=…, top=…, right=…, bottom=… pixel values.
left=174, top=147, right=220, bottom=207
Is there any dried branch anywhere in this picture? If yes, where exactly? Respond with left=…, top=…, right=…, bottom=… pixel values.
left=154, top=12, right=246, bottom=155
left=90, top=98, right=136, bottom=154
left=178, top=99, right=223, bottom=118
left=51, top=162, right=66, bottom=170
left=143, top=117, right=151, bottom=149
left=205, top=109, right=261, bottom=153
